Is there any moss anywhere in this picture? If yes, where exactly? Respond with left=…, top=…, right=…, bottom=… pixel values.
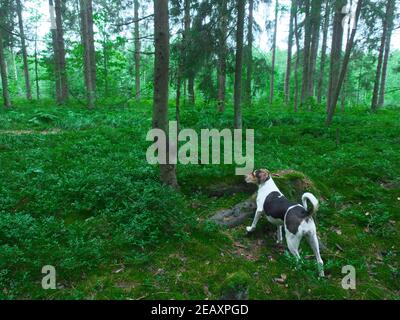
left=273, top=170, right=321, bottom=201
left=220, top=271, right=251, bottom=300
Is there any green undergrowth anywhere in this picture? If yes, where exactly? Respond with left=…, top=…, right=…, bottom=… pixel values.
left=0, top=100, right=399, bottom=299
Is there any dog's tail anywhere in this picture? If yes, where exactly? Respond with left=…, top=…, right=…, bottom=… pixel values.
left=302, top=192, right=319, bottom=216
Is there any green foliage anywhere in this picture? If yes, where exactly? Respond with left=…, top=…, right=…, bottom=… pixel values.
left=0, top=101, right=399, bottom=300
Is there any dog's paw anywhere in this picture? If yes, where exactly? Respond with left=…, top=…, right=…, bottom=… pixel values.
left=246, top=226, right=255, bottom=233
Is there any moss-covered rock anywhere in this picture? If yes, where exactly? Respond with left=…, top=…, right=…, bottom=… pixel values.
left=220, top=271, right=251, bottom=300
left=208, top=170, right=324, bottom=227
left=272, top=170, right=322, bottom=202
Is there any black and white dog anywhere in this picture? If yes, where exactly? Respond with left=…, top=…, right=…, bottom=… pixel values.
left=245, top=169, right=324, bottom=277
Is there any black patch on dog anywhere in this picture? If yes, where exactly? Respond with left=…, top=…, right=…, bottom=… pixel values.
left=285, top=206, right=310, bottom=234
left=263, top=192, right=295, bottom=221
left=255, top=170, right=270, bottom=185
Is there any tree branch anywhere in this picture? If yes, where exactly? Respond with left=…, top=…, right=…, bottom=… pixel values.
left=114, top=14, right=154, bottom=27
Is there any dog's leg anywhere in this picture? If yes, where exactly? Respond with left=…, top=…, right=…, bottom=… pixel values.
left=307, top=232, right=325, bottom=277
left=246, top=211, right=263, bottom=233
left=285, top=232, right=301, bottom=259
left=276, top=226, right=283, bottom=244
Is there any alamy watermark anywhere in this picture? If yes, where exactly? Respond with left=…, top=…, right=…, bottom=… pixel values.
left=341, top=265, right=357, bottom=290
left=146, top=122, right=254, bottom=175
left=42, top=265, right=57, bottom=290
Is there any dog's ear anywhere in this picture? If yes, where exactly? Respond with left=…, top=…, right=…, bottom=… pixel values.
left=256, top=169, right=270, bottom=184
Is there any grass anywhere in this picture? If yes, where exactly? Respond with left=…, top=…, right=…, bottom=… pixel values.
left=0, top=99, right=399, bottom=300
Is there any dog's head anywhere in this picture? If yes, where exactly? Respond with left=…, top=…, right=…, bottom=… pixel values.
left=245, top=169, right=271, bottom=186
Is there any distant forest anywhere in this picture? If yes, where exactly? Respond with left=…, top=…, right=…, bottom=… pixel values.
left=0, top=0, right=399, bottom=121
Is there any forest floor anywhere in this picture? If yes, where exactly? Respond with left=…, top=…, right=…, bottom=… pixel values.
left=0, top=99, right=399, bottom=300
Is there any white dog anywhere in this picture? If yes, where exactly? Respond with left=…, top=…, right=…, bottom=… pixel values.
left=245, top=169, right=324, bottom=277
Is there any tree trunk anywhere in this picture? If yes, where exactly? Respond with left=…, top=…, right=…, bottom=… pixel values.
left=134, top=0, right=141, bottom=100
left=378, top=0, right=395, bottom=107
left=34, top=38, right=40, bottom=99
left=153, top=0, right=178, bottom=189
left=49, top=0, right=61, bottom=102
left=217, top=0, right=228, bottom=112
left=293, top=2, right=300, bottom=112
left=327, top=0, right=346, bottom=113
left=55, top=0, right=69, bottom=103
left=245, top=0, right=254, bottom=105
left=16, top=0, right=32, bottom=101
left=184, top=0, right=195, bottom=105
left=317, top=0, right=330, bottom=104
left=308, top=0, right=322, bottom=99
left=188, top=77, right=195, bottom=104
left=284, top=0, right=296, bottom=105
left=341, top=0, right=353, bottom=113
left=103, top=36, right=109, bottom=96
left=301, top=0, right=311, bottom=104
left=234, top=0, right=245, bottom=129
left=269, top=0, right=278, bottom=105
left=0, top=30, right=12, bottom=108
left=80, top=0, right=96, bottom=109
left=326, top=0, right=363, bottom=126
left=371, top=0, right=390, bottom=111
left=10, top=47, right=20, bottom=95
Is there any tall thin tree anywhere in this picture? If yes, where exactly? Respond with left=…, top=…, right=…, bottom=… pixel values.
left=293, top=2, right=300, bottom=112
left=0, top=29, right=11, bottom=108
left=284, top=0, right=296, bottom=105
left=326, top=0, right=363, bottom=125
left=371, top=0, right=391, bottom=111
left=301, top=0, right=311, bottom=104
left=234, top=0, right=245, bottom=129
left=16, top=0, right=32, bottom=100
left=270, top=0, right=279, bottom=104
left=153, top=0, right=178, bottom=188
left=245, top=0, right=254, bottom=105
left=378, top=0, right=395, bottom=107
left=327, top=0, right=346, bottom=113
left=317, top=0, right=331, bottom=103
left=184, top=0, right=195, bottom=104
left=80, top=0, right=96, bottom=108
left=134, top=0, right=141, bottom=100
left=55, top=0, right=68, bottom=103
left=217, top=0, right=228, bottom=112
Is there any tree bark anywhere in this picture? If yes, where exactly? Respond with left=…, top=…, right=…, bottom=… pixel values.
left=284, top=0, right=296, bottom=105
left=34, top=37, right=40, bottom=99
left=371, top=0, right=390, bottom=111
left=317, top=0, right=330, bottom=104
left=301, top=0, right=311, bottom=104
left=153, top=0, right=178, bottom=189
left=269, top=0, right=278, bottom=105
left=217, top=0, right=228, bottom=112
left=184, top=0, right=195, bottom=105
left=16, top=0, right=32, bottom=101
left=234, top=0, right=245, bottom=129
left=134, top=0, right=141, bottom=100
left=55, top=0, right=69, bottom=103
left=245, top=0, right=254, bottom=105
left=49, top=0, right=61, bottom=102
left=378, top=0, right=395, bottom=107
left=10, top=46, right=20, bottom=95
left=293, top=2, right=300, bottom=112
left=341, top=0, right=353, bottom=113
left=308, top=0, right=322, bottom=98
left=326, top=0, right=363, bottom=125
left=80, top=0, right=96, bottom=109
left=327, top=0, right=346, bottom=113
left=0, top=29, right=12, bottom=108
left=103, top=35, right=109, bottom=96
